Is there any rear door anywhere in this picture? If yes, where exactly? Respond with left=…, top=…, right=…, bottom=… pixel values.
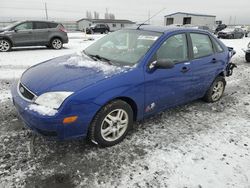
left=33, top=22, right=50, bottom=44
left=144, top=33, right=194, bottom=115
left=12, top=21, right=34, bottom=46
left=189, top=32, right=224, bottom=98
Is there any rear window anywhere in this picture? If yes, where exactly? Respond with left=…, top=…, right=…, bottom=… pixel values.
left=35, top=22, right=49, bottom=29
left=190, top=33, right=214, bottom=58
left=212, top=38, right=224, bottom=53
left=48, top=22, right=58, bottom=28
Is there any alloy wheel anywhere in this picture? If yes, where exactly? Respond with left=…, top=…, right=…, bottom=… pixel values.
left=101, top=109, right=129, bottom=142
left=211, top=81, right=224, bottom=101
left=0, top=40, right=10, bottom=52
left=52, top=39, right=62, bottom=49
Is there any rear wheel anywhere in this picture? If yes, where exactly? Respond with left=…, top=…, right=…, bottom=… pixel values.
left=50, top=38, right=63, bottom=49
left=203, top=76, right=226, bottom=103
left=0, top=39, right=11, bottom=52
left=88, top=100, right=133, bottom=147
left=104, top=30, right=109, bottom=34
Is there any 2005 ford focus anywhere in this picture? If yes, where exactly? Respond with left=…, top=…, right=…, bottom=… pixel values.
left=11, top=26, right=236, bottom=147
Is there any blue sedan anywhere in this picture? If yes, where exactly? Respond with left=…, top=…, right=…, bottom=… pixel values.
left=11, top=26, right=236, bottom=147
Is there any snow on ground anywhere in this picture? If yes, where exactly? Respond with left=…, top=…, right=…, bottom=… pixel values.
left=0, top=33, right=250, bottom=188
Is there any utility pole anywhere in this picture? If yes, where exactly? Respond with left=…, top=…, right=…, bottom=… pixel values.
left=234, top=16, right=236, bottom=25
left=45, top=2, right=48, bottom=20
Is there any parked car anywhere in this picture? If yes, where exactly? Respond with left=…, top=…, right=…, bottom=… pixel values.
left=218, top=27, right=245, bottom=39
left=245, top=42, right=250, bottom=62
left=11, top=26, right=236, bottom=147
left=215, top=24, right=227, bottom=34
left=184, top=25, right=215, bottom=33
left=240, top=26, right=250, bottom=37
left=86, top=24, right=110, bottom=34
left=0, top=20, right=68, bottom=52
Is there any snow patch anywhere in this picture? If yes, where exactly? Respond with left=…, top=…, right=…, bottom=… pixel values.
left=0, top=90, right=11, bottom=102
left=62, top=54, right=127, bottom=75
left=27, top=104, right=58, bottom=116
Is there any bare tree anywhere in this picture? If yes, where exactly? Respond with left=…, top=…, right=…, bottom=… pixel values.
left=86, top=11, right=92, bottom=19
left=94, top=11, right=99, bottom=19
left=109, top=13, right=115, bottom=19
left=104, top=12, right=116, bottom=19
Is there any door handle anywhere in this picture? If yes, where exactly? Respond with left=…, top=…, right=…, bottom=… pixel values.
left=181, top=66, right=189, bottom=73
left=211, top=58, right=217, bottom=63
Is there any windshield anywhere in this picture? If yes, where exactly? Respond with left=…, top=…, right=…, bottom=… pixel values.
left=2, top=21, right=21, bottom=30
left=84, top=29, right=161, bottom=66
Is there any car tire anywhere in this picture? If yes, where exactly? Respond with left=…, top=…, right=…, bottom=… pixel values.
left=203, top=76, right=226, bottom=103
left=50, top=38, right=63, bottom=50
left=88, top=100, right=133, bottom=147
left=0, top=39, right=11, bottom=52
left=229, top=34, right=234, bottom=39
left=246, top=53, right=250, bottom=62
left=104, top=30, right=109, bottom=34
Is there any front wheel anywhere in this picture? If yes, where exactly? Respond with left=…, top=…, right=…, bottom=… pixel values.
left=51, top=38, right=63, bottom=49
left=88, top=100, right=133, bottom=147
left=203, top=76, right=226, bottom=103
left=0, top=39, right=11, bottom=52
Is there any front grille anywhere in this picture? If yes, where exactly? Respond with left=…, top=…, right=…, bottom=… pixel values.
left=18, top=82, right=35, bottom=101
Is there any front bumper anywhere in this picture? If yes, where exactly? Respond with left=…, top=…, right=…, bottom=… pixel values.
left=11, top=81, right=99, bottom=140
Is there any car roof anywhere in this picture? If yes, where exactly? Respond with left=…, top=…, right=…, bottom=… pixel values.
left=128, top=25, right=210, bottom=34
left=20, top=20, right=59, bottom=24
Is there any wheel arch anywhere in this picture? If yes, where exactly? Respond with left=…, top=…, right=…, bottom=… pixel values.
left=95, top=96, right=138, bottom=122
left=0, top=37, right=13, bottom=47
left=49, top=36, right=63, bottom=43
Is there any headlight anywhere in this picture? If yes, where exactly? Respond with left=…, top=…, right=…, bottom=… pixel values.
left=35, top=92, right=73, bottom=109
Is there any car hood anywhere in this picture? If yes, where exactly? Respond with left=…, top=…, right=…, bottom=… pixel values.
left=21, top=53, right=130, bottom=95
left=0, top=29, right=7, bottom=33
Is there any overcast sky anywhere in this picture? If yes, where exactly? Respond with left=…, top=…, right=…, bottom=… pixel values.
left=1, top=0, right=250, bottom=24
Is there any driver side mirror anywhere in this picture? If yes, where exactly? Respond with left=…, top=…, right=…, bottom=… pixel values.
left=149, top=59, right=175, bottom=70
left=12, top=28, right=18, bottom=32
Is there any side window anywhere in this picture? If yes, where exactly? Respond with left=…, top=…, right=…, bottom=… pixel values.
left=212, top=38, right=224, bottom=53
left=35, top=22, right=49, bottom=29
left=190, top=33, right=213, bottom=58
left=48, top=22, right=58, bottom=28
left=15, top=22, right=33, bottom=30
left=156, top=34, right=188, bottom=63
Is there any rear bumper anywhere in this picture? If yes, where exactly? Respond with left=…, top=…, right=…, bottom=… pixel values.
left=63, top=36, right=69, bottom=44
left=11, top=81, right=100, bottom=140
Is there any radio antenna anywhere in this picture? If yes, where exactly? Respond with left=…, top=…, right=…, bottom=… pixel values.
left=137, top=8, right=166, bottom=29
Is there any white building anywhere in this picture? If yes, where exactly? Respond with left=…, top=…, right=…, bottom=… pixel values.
left=164, top=12, right=216, bottom=28
left=77, top=18, right=135, bottom=31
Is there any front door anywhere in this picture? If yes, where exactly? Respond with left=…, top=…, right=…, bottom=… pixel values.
left=144, top=33, right=194, bottom=115
left=12, top=22, right=34, bottom=46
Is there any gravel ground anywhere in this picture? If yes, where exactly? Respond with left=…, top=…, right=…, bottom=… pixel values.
left=0, top=34, right=249, bottom=188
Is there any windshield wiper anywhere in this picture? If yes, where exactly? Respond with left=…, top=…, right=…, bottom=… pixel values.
left=82, top=50, right=113, bottom=65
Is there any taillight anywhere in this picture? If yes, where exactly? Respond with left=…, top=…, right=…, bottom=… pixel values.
left=59, top=26, right=67, bottom=33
